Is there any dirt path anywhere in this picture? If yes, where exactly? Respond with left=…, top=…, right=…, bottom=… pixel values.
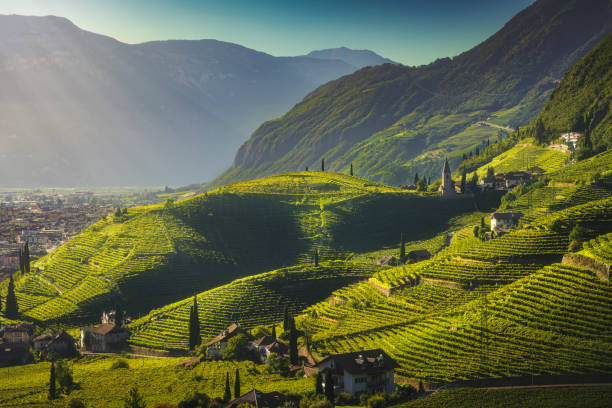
left=477, top=121, right=514, bottom=133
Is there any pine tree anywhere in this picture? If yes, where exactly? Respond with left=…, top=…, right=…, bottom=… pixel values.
left=460, top=169, right=467, bottom=194
left=224, top=372, right=232, bottom=402
left=462, top=153, right=467, bottom=161
left=18, top=245, right=23, bottom=273
left=350, top=163, right=353, bottom=176
left=314, top=249, right=319, bottom=267
left=399, top=233, right=406, bottom=262
left=321, top=159, right=325, bottom=172
left=272, top=325, right=277, bottom=339
left=234, top=368, right=241, bottom=398
left=49, top=361, right=56, bottom=400
left=413, top=173, right=419, bottom=185
left=5, top=274, right=18, bottom=317
left=289, top=318, right=298, bottom=366
left=315, top=372, right=323, bottom=394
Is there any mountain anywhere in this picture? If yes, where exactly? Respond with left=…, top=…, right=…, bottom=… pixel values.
left=306, top=47, right=397, bottom=68
left=0, top=15, right=374, bottom=187
left=534, top=32, right=612, bottom=156
left=213, top=0, right=612, bottom=188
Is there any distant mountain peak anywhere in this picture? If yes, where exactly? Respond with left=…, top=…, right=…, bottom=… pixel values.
left=306, top=47, right=398, bottom=69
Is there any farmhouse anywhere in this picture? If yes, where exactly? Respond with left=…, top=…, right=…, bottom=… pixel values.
left=224, top=389, right=288, bottom=408
left=560, top=131, right=583, bottom=148
left=205, top=323, right=253, bottom=358
left=33, top=330, right=77, bottom=358
left=406, top=249, right=431, bottom=263
left=504, top=171, right=531, bottom=189
left=0, top=324, right=35, bottom=344
left=250, top=336, right=289, bottom=363
left=80, top=323, right=130, bottom=353
left=490, top=212, right=523, bottom=232
left=375, top=255, right=400, bottom=266
left=313, top=349, right=399, bottom=396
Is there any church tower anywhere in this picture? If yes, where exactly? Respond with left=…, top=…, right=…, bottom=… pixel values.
left=438, top=158, right=456, bottom=197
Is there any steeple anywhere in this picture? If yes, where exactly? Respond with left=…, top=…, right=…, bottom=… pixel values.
left=439, top=157, right=456, bottom=197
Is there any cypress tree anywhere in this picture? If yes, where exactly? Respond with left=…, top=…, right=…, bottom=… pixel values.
left=114, top=306, right=124, bottom=327
left=24, top=242, right=30, bottom=273
left=18, top=245, right=23, bottom=273
left=224, top=372, right=231, bottom=402
left=350, top=163, right=353, bottom=176
left=234, top=368, right=240, bottom=398
left=324, top=371, right=335, bottom=402
left=193, top=296, right=201, bottom=348
left=314, top=249, right=319, bottom=267
left=188, top=305, right=195, bottom=350
left=480, top=217, right=486, bottom=229
left=49, top=361, right=56, bottom=400
left=321, top=159, right=325, bottom=172
left=283, top=305, right=290, bottom=332
left=289, top=318, right=298, bottom=366
left=413, top=173, right=419, bottom=185
left=460, top=169, right=467, bottom=194
left=271, top=325, right=277, bottom=339
left=400, top=234, right=406, bottom=262
left=5, top=274, right=18, bottom=317
left=315, top=372, right=323, bottom=394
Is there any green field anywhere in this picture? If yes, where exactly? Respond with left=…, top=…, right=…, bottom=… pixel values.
left=0, top=356, right=312, bottom=407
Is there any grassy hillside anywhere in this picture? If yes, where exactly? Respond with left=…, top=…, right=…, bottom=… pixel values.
left=211, top=0, right=612, bottom=187
left=128, top=261, right=384, bottom=351
left=535, top=32, right=612, bottom=156
left=294, top=158, right=612, bottom=383
left=398, top=386, right=612, bottom=408
left=0, top=172, right=493, bottom=326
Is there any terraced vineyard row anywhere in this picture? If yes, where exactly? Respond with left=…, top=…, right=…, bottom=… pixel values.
left=317, top=264, right=612, bottom=382
left=128, top=261, right=383, bottom=351
left=583, top=232, right=612, bottom=263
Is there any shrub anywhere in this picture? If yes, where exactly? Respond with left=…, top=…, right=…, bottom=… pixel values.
left=568, top=240, right=582, bottom=252
left=267, top=353, right=290, bottom=377
left=111, top=359, right=130, bottom=370
left=153, top=404, right=177, bottom=408
left=366, top=395, right=385, bottom=408
left=56, top=360, right=74, bottom=394
left=309, top=400, right=332, bottom=408
left=222, top=334, right=256, bottom=361
left=334, top=392, right=356, bottom=405
left=68, top=399, right=86, bottom=408
left=178, top=392, right=210, bottom=408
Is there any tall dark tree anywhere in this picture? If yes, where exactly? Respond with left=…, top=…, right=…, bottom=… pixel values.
left=48, top=361, right=56, bottom=400
left=271, top=325, right=277, bottom=339
left=289, top=318, right=298, bottom=366
left=324, top=371, right=335, bottom=403
left=188, top=296, right=201, bottom=350
left=5, top=274, right=18, bottom=317
left=234, top=368, right=241, bottom=398
left=114, top=305, right=124, bottom=327
left=224, top=372, right=232, bottom=402
left=283, top=305, right=290, bottom=332
left=399, top=233, right=406, bottom=262
left=462, top=153, right=467, bottom=161
left=413, top=173, right=419, bottom=185
left=460, top=169, right=467, bottom=194
left=350, top=163, right=353, bottom=176
left=24, top=241, right=30, bottom=273
left=475, top=147, right=480, bottom=156
left=315, top=372, right=323, bottom=394
left=321, top=159, right=325, bottom=172
left=314, top=248, right=319, bottom=267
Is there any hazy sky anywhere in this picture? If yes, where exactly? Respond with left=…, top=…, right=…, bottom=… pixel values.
left=0, top=0, right=534, bottom=65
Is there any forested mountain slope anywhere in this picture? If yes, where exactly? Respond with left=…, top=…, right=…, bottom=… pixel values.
left=213, top=0, right=612, bottom=187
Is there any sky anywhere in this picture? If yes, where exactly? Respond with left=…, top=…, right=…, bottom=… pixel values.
left=0, top=0, right=535, bottom=65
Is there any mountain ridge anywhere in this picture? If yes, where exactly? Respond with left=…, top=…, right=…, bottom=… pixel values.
left=212, top=0, right=612, bottom=188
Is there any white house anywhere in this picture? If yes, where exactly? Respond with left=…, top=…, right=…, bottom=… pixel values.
left=205, top=323, right=252, bottom=358
left=313, top=349, right=399, bottom=397
left=560, top=131, right=583, bottom=148
left=490, top=212, right=523, bottom=231
left=249, top=336, right=289, bottom=363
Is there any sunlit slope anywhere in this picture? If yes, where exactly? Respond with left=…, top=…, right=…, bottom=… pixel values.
left=128, top=261, right=383, bottom=351
left=1, top=172, right=489, bottom=325
left=299, top=172, right=612, bottom=383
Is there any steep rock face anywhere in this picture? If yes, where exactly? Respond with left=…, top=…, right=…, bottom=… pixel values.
left=0, top=15, right=367, bottom=187
left=215, top=0, right=612, bottom=187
